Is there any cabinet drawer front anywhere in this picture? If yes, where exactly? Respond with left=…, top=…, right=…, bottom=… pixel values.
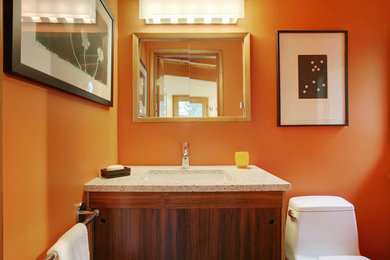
left=88, top=191, right=283, bottom=209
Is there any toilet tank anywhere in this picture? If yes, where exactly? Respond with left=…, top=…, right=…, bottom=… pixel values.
left=285, top=196, right=361, bottom=260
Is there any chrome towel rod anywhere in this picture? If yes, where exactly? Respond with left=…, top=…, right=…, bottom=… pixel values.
left=79, top=208, right=100, bottom=226
left=45, top=203, right=99, bottom=260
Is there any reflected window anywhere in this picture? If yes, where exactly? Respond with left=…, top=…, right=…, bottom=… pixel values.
left=173, top=95, right=208, bottom=117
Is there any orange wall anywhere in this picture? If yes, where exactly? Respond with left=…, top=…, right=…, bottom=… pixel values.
left=118, top=0, right=390, bottom=259
left=1, top=0, right=118, bottom=259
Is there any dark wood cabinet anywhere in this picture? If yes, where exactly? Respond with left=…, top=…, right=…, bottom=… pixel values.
left=87, top=191, right=285, bottom=260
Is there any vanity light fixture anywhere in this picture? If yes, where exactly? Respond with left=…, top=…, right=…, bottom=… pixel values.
left=21, top=0, right=96, bottom=24
left=139, top=0, right=244, bottom=24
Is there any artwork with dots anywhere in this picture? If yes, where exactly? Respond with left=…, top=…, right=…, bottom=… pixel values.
left=298, top=55, right=328, bottom=99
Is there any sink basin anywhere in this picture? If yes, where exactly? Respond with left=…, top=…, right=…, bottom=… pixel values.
left=141, top=168, right=231, bottom=183
left=147, top=169, right=226, bottom=175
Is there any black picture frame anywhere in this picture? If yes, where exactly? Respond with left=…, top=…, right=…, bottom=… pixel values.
left=277, top=30, right=348, bottom=126
left=3, top=0, right=114, bottom=106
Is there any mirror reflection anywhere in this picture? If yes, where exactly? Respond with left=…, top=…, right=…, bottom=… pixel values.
left=133, top=33, right=251, bottom=122
left=155, top=51, right=219, bottom=117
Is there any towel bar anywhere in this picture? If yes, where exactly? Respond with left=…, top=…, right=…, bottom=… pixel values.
left=45, top=252, right=57, bottom=260
left=45, top=202, right=99, bottom=260
left=77, top=202, right=100, bottom=225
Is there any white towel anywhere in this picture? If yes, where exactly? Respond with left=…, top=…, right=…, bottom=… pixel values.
left=47, top=223, right=90, bottom=260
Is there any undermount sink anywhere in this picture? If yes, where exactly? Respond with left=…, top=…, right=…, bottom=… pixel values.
left=147, top=169, right=227, bottom=175
left=141, top=168, right=231, bottom=183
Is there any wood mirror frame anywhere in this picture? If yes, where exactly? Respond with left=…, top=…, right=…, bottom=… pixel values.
left=132, top=32, right=251, bottom=122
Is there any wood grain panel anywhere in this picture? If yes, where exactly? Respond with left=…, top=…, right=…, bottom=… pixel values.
left=93, top=207, right=281, bottom=260
left=88, top=191, right=283, bottom=209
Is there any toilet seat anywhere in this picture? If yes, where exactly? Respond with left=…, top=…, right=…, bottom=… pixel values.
left=319, top=256, right=370, bottom=260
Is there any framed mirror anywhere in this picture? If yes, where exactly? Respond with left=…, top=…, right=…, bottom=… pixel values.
left=132, top=33, right=251, bottom=122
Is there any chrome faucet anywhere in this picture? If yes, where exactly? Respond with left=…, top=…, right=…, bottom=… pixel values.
left=182, top=142, right=190, bottom=169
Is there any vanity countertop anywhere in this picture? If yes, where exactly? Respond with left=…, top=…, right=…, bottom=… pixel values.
left=84, top=165, right=291, bottom=192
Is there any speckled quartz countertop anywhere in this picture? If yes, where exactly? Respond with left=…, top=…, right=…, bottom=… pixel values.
left=84, top=165, right=291, bottom=192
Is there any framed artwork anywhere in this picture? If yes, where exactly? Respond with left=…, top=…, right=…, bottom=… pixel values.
left=277, top=31, right=348, bottom=126
left=138, top=60, right=148, bottom=117
left=3, top=0, right=114, bottom=106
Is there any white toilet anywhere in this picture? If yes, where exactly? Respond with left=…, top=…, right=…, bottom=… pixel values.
left=285, top=196, right=370, bottom=260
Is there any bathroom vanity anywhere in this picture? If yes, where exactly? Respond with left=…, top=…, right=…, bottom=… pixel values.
left=84, top=166, right=291, bottom=260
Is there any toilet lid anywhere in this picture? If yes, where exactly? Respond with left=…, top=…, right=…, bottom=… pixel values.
left=289, top=196, right=354, bottom=212
left=319, top=256, right=370, bottom=260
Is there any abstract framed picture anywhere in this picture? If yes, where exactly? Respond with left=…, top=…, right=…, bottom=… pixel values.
left=138, top=60, right=148, bottom=117
left=3, top=0, right=114, bottom=106
left=277, top=31, right=348, bottom=126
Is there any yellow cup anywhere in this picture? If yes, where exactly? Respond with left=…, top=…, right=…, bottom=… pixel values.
left=235, top=152, right=249, bottom=168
